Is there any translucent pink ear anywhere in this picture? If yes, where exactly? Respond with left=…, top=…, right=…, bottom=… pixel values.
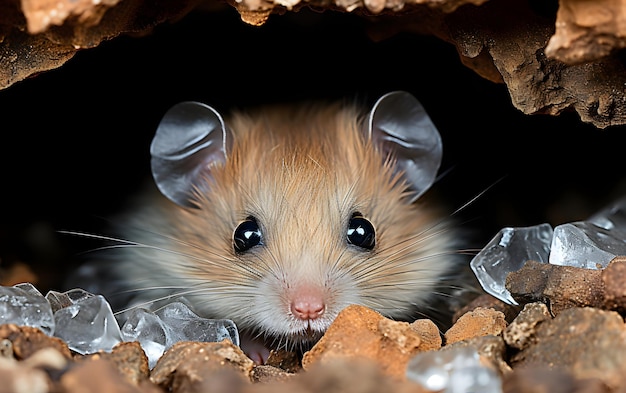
left=367, top=91, right=443, bottom=202
left=150, top=102, right=230, bottom=208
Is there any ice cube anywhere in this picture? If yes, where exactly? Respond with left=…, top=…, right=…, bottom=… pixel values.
left=155, top=302, right=239, bottom=347
left=0, top=283, right=55, bottom=335
left=52, top=294, right=122, bottom=354
left=549, top=221, right=626, bottom=269
left=470, top=223, right=553, bottom=305
left=45, top=288, right=94, bottom=313
left=587, top=196, right=626, bottom=234
left=406, top=346, right=502, bottom=393
left=120, top=302, right=239, bottom=368
left=121, top=308, right=168, bottom=368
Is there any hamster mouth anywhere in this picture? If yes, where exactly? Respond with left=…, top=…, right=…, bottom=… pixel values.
left=271, top=328, right=325, bottom=352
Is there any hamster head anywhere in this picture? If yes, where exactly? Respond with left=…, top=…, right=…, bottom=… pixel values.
left=121, top=92, right=463, bottom=351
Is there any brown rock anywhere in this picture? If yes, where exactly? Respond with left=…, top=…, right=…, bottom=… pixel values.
left=441, top=0, right=626, bottom=128
left=0, top=0, right=625, bottom=128
left=301, top=305, right=440, bottom=380
left=249, top=364, right=296, bottom=384
left=444, top=307, right=507, bottom=345
left=409, top=319, right=442, bottom=350
left=255, top=358, right=431, bottom=393
left=0, top=323, right=72, bottom=360
left=0, top=0, right=201, bottom=90
left=505, top=260, right=551, bottom=305
left=79, top=341, right=150, bottom=385
left=503, top=302, right=551, bottom=350
left=0, top=346, right=68, bottom=393
left=503, top=366, right=610, bottom=393
left=0, top=358, right=52, bottom=393
left=150, top=340, right=255, bottom=390
left=545, top=0, right=626, bottom=65
left=60, top=358, right=161, bottom=393
left=602, top=256, right=626, bottom=311
left=265, top=349, right=302, bottom=373
left=168, top=363, right=250, bottom=393
left=506, top=260, right=605, bottom=315
left=509, top=307, right=626, bottom=390
left=453, top=293, right=521, bottom=324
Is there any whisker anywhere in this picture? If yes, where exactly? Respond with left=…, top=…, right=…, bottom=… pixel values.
left=449, top=176, right=506, bottom=218
left=59, top=229, right=244, bottom=275
left=113, top=284, right=259, bottom=316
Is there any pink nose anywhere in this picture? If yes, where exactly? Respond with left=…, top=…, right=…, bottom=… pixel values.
left=290, top=289, right=326, bottom=320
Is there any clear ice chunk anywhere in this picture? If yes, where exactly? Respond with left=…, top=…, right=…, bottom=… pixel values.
left=587, top=196, right=626, bottom=234
left=470, top=223, right=553, bottom=305
left=549, top=221, right=626, bottom=269
left=52, top=294, right=122, bottom=354
left=0, top=283, right=241, bottom=368
left=121, top=302, right=239, bottom=368
left=406, top=346, right=502, bottom=393
left=155, top=302, right=239, bottom=347
left=0, top=283, right=55, bottom=335
left=45, top=288, right=95, bottom=313
left=121, top=308, right=168, bottom=369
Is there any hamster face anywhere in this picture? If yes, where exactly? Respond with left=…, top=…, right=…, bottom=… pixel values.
left=117, top=102, right=460, bottom=351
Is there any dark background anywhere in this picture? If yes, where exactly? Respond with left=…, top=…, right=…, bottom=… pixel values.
left=1, top=7, right=625, bottom=292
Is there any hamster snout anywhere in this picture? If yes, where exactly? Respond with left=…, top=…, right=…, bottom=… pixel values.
left=290, top=285, right=325, bottom=321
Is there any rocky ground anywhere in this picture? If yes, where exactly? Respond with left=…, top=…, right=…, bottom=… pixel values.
left=3, top=257, right=626, bottom=392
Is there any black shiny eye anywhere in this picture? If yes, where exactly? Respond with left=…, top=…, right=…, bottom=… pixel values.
left=233, top=217, right=262, bottom=253
left=347, top=213, right=375, bottom=250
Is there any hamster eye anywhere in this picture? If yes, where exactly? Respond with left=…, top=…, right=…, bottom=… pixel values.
left=233, top=216, right=262, bottom=253
left=347, top=212, right=375, bottom=250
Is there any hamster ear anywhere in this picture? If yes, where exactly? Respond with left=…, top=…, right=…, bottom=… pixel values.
left=150, top=101, right=230, bottom=208
left=367, top=91, right=443, bottom=202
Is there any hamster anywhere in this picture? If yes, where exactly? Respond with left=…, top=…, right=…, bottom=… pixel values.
left=70, top=91, right=478, bottom=363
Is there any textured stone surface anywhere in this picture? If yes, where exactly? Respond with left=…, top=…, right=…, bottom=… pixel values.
left=503, top=302, right=551, bottom=351
left=508, top=307, right=626, bottom=391
left=80, top=342, right=150, bottom=386
left=502, top=366, right=610, bottom=393
left=506, top=260, right=606, bottom=314
left=0, top=323, right=72, bottom=360
left=546, top=0, right=626, bottom=65
left=1, top=0, right=626, bottom=127
left=602, top=256, right=626, bottom=311
left=0, top=0, right=201, bottom=90
left=301, top=304, right=441, bottom=380
left=444, top=306, right=507, bottom=345
left=150, top=340, right=255, bottom=388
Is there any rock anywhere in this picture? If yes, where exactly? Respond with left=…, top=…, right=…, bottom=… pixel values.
left=545, top=0, right=626, bottom=65
left=503, top=302, right=551, bottom=351
left=249, top=365, right=296, bottom=384
left=508, top=307, right=626, bottom=391
left=453, top=293, right=521, bottom=324
left=150, top=340, right=255, bottom=390
left=0, top=324, right=72, bottom=360
left=502, top=366, right=610, bottom=393
left=506, top=260, right=605, bottom=314
left=265, top=349, right=302, bottom=373
left=1, top=0, right=626, bottom=127
left=255, top=358, right=431, bottom=393
left=0, top=363, right=50, bottom=393
left=301, top=304, right=440, bottom=380
left=60, top=358, right=161, bottom=393
left=79, top=341, right=150, bottom=386
left=602, top=257, right=626, bottom=311
left=444, top=307, right=507, bottom=345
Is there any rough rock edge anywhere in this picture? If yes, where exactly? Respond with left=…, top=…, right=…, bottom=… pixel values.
left=1, top=0, right=626, bottom=128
